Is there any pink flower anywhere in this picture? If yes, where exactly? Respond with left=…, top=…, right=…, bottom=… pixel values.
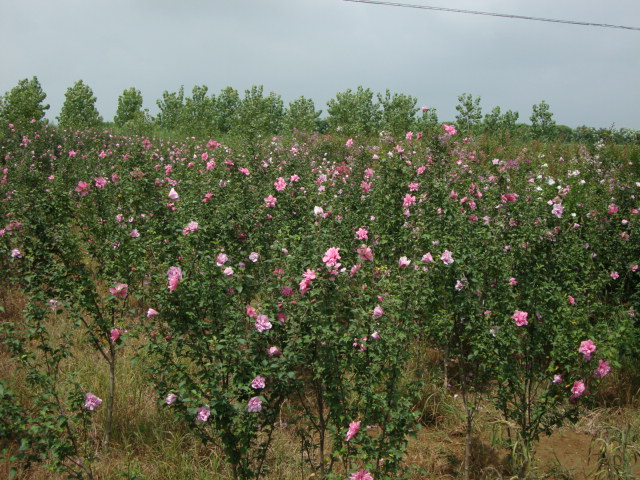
left=570, top=380, right=586, bottom=400
left=85, top=392, right=102, bottom=411
left=10, top=249, right=22, bottom=258
left=274, top=177, right=286, bottom=191
left=403, top=194, right=416, bottom=207
left=610, top=271, right=619, bottom=280
left=94, top=177, right=108, bottom=188
left=509, top=277, right=518, bottom=286
left=568, top=296, right=575, bottom=305
left=593, top=360, right=611, bottom=379
left=251, top=376, right=266, bottom=390
left=512, top=310, right=528, bottom=327
left=147, top=308, right=159, bottom=318
left=421, top=252, right=434, bottom=263
left=398, top=256, right=411, bottom=268
left=371, top=331, right=381, bottom=340
left=607, top=203, right=619, bottom=214
left=373, top=306, right=384, bottom=317
left=264, top=194, right=277, bottom=207
left=196, top=406, right=210, bottom=422
left=345, top=420, right=361, bottom=441
left=442, top=124, right=457, bottom=136
left=49, top=299, right=59, bottom=311
left=357, top=246, right=373, bottom=262
left=223, top=267, right=234, bottom=277
left=323, top=247, right=341, bottom=268
left=345, top=138, right=354, bottom=147
left=109, top=283, right=128, bottom=298
left=110, top=328, right=121, bottom=342
left=216, top=253, right=228, bottom=266
left=441, top=250, right=454, bottom=265
left=168, top=188, right=179, bottom=201
left=553, top=374, right=563, bottom=384
left=578, top=340, right=596, bottom=360
left=75, top=181, right=90, bottom=196
left=355, top=227, right=368, bottom=240
left=350, top=469, right=374, bottom=480
left=167, top=266, right=182, bottom=292
left=255, top=315, right=272, bottom=332
left=247, top=396, right=263, bottom=412
left=249, top=252, right=260, bottom=263
left=165, top=393, right=177, bottom=405
left=501, top=193, right=519, bottom=203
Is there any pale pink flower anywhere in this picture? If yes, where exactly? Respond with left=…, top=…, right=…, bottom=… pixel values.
left=570, top=380, right=586, bottom=400
left=49, top=299, right=59, bottom=311
left=508, top=277, right=518, bottom=286
left=130, top=228, right=140, bottom=238
left=441, top=250, right=454, bottom=265
left=255, top=315, right=272, bottom=332
left=373, top=306, right=384, bottom=317
left=251, top=376, right=266, bottom=390
left=345, top=420, right=361, bottom=442
left=345, top=138, right=354, bottom=147
left=147, top=308, right=159, bottom=318
left=182, top=221, right=198, bottom=235
left=264, top=195, right=277, bottom=207
left=165, top=393, right=177, bottom=405
left=109, top=283, right=128, bottom=298
left=167, top=266, right=182, bottom=292
left=313, top=206, right=324, bottom=217
left=216, top=253, right=228, bottom=266
left=371, top=331, right=381, bottom=340
left=553, top=374, right=563, bottom=384
left=421, top=252, right=434, bottom=263
left=593, top=360, right=611, bottom=379
left=223, top=267, right=234, bottom=277
left=249, top=252, right=260, bottom=262
left=267, top=346, right=282, bottom=357
left=578, top=340, right=596, bottom=360
left=10, top=249, right=22, bottom=258
left=247, top=396, right=262, bottom=412
left=551, top=203, right=563, bottom=218
left=168, top=188, right=179, bottom=201
left=512, top=310, right=528, bottom=327
left=398, top=256, right=411, bottom=268
left=85, top=392, right=102, bottom=411
left=610, top=271, right=619, bottom=280
left=196, top=406, right=210, bottom=422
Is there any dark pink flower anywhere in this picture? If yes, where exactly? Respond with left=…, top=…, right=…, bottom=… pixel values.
left=251, top=376, right=266, bottom=390
left=109, top=283, right=128, bottom=298
left=593, top=360, right=611, bottom=379
left=345, top=420, right=361, bottom=442
left=75, top=181, right=90, bottom=197
left=570, top=380, right=585, bottom=400
left=512, top=310, right=528, bottom=327
left=578, top=340, right=596, bottom=360
left=110, top=328, right=121, bottom=342
left=323, top=247, right=341, bottom=268
left=349, top=469, right=374, bottom=480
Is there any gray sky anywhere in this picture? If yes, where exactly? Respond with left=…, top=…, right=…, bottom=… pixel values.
left=2, top=0, right=639, bottom=129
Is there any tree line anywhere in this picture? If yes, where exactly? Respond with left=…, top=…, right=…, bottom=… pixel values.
left=1, top=76, right=638, bottom=144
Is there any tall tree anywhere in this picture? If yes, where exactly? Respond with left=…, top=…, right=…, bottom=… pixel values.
left=455, top=93, right=483, bottom=135
left=156, top=86, right=185, bottom=132
left=326, top=86, right=381, bottom=136
left=58, top=80, right=102, bottom=129
left=530, top=100, right=556, bottom=140
left=378, top=89, right=418, bottom=138
left=0, top=76, right=50, bottom=130
left=114, top=87, right=144, bottom=127
left=284, top=96, right=322, bottom=133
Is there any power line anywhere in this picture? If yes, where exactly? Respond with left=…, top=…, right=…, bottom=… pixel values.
left=343, top=0, right=640, bottom=32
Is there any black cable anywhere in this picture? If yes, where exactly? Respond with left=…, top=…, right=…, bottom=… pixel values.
left=343, top=0, right=640, bottom=32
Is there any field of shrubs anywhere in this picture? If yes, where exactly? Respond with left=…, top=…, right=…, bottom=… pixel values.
left=1, top=116, right=640, bottom=479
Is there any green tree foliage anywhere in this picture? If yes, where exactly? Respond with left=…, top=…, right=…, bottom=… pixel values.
left=378, top=89, right=418, bottom=138
left=215, top=86, right=240, bottom=134
left=57, top=80, right=102, bottom=130
left=114, top=87, right=145, bottom=128
left=483, top=106, right=519, bottom=139
left=283, top=96, right=322, bottom=133
left=0, top=76, right=50, bottom=130
left=183, top=85, right=216, bottom=137
left=530, top=100, right=556, bottom=140
left=455, top=93, right=483, bottom=135
left=326, top=86, right=381, bottom=136
left=413, top=106, right=439, bottom=134
left=155, top=86, right=185, bottom=132
left=234, top=85, right=285, bottom=140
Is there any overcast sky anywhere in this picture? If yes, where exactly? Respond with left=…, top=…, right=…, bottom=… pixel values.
left=1, top=0, right=639, bottom=129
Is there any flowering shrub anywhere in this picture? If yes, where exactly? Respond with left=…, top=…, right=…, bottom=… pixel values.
left=0, top=121, right=638, bottom=479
